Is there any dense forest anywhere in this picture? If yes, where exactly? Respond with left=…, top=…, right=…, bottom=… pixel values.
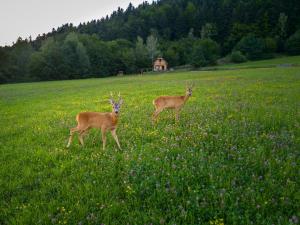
left=1, top=0, right=300, bottom=83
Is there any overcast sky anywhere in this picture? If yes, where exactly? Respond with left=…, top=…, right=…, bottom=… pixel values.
left=0, top=0, right=150, bottom=46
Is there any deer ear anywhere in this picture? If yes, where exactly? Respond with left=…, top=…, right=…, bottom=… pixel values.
left=119, top=98, right=124, bottom=105
left=109, top=99, right=114, bottom=105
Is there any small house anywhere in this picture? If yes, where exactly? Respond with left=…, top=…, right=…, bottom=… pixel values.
left=153, top=57, right=168, bottom=71
left=117, top=71, right=124, bottom=76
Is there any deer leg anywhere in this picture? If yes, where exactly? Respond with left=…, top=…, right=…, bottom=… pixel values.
left=175, top=108, right=181, bottom=122
left=101, top=128, right=107, bottom=150
left=67, top=127, right=79, bottom=148
left=78, top=128, right=89, bottom=146
left=111, top=129, right=122, bottom=150
left=152, top=108, right=163, bottom=122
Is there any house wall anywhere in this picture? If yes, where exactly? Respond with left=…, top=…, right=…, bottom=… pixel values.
left=153, top=59, right=168, bottom=71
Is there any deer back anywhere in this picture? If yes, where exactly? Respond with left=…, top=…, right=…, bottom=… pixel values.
left=154, top=95, right=186, bottom=109
left=76, top=112, right=117, bottom=129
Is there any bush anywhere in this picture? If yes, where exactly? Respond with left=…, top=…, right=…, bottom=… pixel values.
left=234, top=34, right=265, bottom=60
left=285, top=30, right=300, bottom=55
left=230, top=51, right=247, bottom=63
left=190, top=38, right=220, bottom=67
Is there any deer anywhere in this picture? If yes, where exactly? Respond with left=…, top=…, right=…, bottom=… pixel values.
left=66, top=93, right=123, bottom=150
left=152, top=83, right=194, bottom=122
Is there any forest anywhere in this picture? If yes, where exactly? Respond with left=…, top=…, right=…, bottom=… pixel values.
left=0, top=0, right=300, bottom=83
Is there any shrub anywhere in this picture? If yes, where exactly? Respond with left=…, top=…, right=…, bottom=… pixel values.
left=230, top=51, right=247, bottom=63
left=285, top=30, right=300, bottom=55
left=234, top=34, right=265, bottom=60
left=190, top=38, right=220, bottom=67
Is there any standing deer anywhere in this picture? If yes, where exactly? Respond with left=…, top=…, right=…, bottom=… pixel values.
left=67, top=93, right=123, bottom=150
left=152, top=84, right=194, bottom=122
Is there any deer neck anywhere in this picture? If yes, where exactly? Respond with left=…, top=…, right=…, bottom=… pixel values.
left=111, top=112, right=119, bottom=125
left=183, top=94, right=190, bottom=103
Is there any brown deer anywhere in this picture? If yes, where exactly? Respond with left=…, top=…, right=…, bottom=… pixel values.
left=67, top=93, right=123, bottom=150
left=152, top=84, right=194, bottom=122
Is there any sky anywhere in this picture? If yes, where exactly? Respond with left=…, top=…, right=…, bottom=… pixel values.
left=0, top=0, right=150, bottom=46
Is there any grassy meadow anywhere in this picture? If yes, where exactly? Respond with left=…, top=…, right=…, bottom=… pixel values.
left=0, top=57, right=299, bottom=224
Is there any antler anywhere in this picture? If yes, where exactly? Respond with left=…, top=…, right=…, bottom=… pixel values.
left=118, top=92, right=123, bottom=105
left=109, top=92, right=115, bottom=104
left=186, top=81, right=192, bottom=88
left=185, top=81, right=195, bottom=89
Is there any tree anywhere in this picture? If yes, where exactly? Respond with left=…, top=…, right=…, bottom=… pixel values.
left=190, top=39, right=220, bottom=67
left=184, top=2, right=197, bottom=29
left=188, top=28, right=195, bottom=39
left=76, top=42, right=90, bottom=76
left=230, top=51, right=247, bottom=63
left=223, top=23, right=254, bottom=55
left=277, top=13, right=288, bottom=40
left=164, top=46, right=180, bottom=67
left=234, top=34, right=265, bottom=60
left=8, top=38, right=34, bottom=82
left=201, top=23, right=217, bottom=40
left=264, top=37, right=277, bottom=54
left=79, top=34, right=112, bottom=77
left=29, top=38, right=67, bottom=81
left=135, top=36, right=150, bottom=69
left=121, top=48, right=137, bottom=74
left=146, top=34, right=160, bottom=65
left=62, top=32, right=90, bottom=78
left=285, top=30, right=300, bottom=55
left=0, top=47, right=10, bottom=83
left=276, top=12, right=289, bottom=51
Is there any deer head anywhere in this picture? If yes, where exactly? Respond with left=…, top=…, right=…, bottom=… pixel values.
left=186, top=82, right=194, bottom=97
left=109, top=92, right=123, bottom=114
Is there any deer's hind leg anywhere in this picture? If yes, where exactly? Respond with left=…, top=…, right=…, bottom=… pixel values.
left=101, top=127, right=107, bottom=150
left=67, top=127, right=79, bottom=148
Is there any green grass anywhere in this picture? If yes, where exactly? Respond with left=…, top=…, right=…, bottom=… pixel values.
left=205, top=55, right=300, bottom=71
left=0, top=60, right=299, bottom=224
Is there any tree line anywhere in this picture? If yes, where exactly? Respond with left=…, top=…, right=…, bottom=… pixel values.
left=1, top=0, right=300, bottom=84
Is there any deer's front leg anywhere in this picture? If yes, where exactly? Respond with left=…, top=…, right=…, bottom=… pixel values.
left=152, top=108, right=163, bottom=122
left=101, top=128, right=107, bottom=150
left=78, top=129, right=89, bottom=146
left=67, top=127, right=78, bottom=148
left=111, top=129, right=121, bottom=150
